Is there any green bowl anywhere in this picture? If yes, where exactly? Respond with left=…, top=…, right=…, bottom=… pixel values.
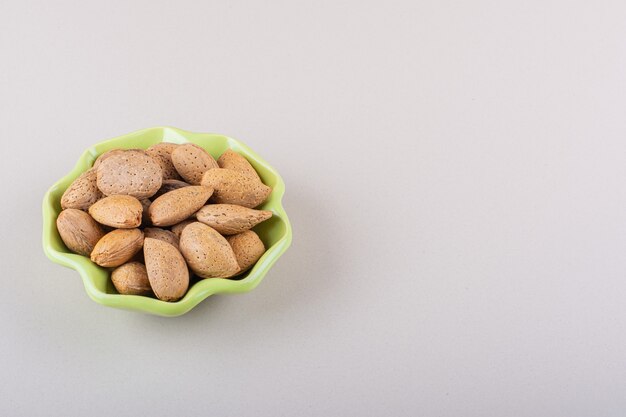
left=42, top=127, right=292, bottom=317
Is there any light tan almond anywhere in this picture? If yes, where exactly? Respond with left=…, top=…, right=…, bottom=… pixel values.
left=179, top=222, right=240, bottom=278
left=111, top=262, right=152, bottom=295
left=170, top=219, right=195, bottom=239
left=90, top=228, right=144, bottom=267
left=171, top=143, right=218, bottom=185
left=144, top=227, right=179, bottom=249
left=152, top=179, right=190, bottom=199
left=226, top=230, right=265, bottom=276
left=56, top=209, right=105, bottom=256
left=88, top=195, right=143, bottom=228
left=217, top=149, right=261, bottom=181
left=146, top=143, right=181, bottom=180
left=96, top=149, right=162, bottom=198
left=200, top=168, right=271, bottom=208
left=148, top=186, right=213, bottom=227
left=144, top=238, right=189, bottom=301
left=195, top=204, right=272, bottom=235
left=60, top=168, right=103, bottom=210
left=93, top=149, right=126, bottom=169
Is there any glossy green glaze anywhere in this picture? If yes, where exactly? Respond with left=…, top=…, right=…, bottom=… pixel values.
left=42, top=127, right=292, bottom=317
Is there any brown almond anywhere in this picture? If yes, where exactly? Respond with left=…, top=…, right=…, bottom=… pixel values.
left=111, top=262, right=152, bottom=295
left=171, top=143, right=218, bottom=185
left=148, top=186, right=213, bottom=227
left=200, top=168, right=271, bottom=208
left=195, top=204, right=272, bottom=235
left=217, top=149, right=261, bottom=181
left=56, top=209, right=105, bottom=256
left=226, top=230, right=265, bottom=276
left=179, top=222, right=240, bottom=278
left=96, top=149, right=162, bottom=198
left=60, top=168, right=103, bottom=210
left=170, top=219, right=195, bottom=239
left=152, top=179, right=190, bottom=199
left=144, top=227, right=179, bottom=249
left=88, top=195, right=143, bottom=228
left=90, top=228, right=144, bottom=267
left=144, top=238, right=189, bottom=301
left=146, top=143, right=181, bottom=180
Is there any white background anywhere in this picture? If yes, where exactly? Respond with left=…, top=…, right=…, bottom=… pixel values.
left=1, top=1, right=626, bottom=416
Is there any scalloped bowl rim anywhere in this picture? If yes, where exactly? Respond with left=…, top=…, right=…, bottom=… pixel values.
left=42, top=126, right=292, bottom=317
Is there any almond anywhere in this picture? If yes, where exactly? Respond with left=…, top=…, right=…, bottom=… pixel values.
left=217, top=149, right=261, bottom=181
left=200, top=168, right=271, bottom=208
left=171, top=143, right=218, bottom=185
left=93, top=149, right=125, bottom=169
left=144, top=227, right=179, bottom=250
left=146, top=143, right=181, bottom=180
left=179, top=222, right=240, bottom=278
left=60, top=168, right=103, bottom=210
left=56, top=209, right=105, bottom=256
left=96, top=149, right=162, bottom=198
left=195, top=204, right=272, bottom=235
left=148, top=186, right=213, bottom=227
left=170, top=219, right=195, bottom=239
left=88, top=195, right=143, bottom=228
left=144, top=238, right=189, bottom=301
left=111, top=262, right=152, bottom=295
left=226, top=230, right=265, bottom=276
left=90, top=228, right=144, bottom=267
left=152, top=179, right=190, bottom=199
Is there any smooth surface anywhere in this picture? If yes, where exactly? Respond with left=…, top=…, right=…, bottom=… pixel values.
left=42, top=127, right=292, bottom=316
left=1, top=1, right=626, bottom=416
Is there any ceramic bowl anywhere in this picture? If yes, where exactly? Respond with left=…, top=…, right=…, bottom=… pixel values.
left=42, top=127, right=292, bottom=317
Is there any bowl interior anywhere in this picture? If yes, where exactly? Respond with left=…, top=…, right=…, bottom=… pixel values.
left=42, top=127, right=291, bottom=317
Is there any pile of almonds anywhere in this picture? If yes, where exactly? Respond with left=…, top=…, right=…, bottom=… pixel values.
left=56, top=143, right=273, bottom=302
